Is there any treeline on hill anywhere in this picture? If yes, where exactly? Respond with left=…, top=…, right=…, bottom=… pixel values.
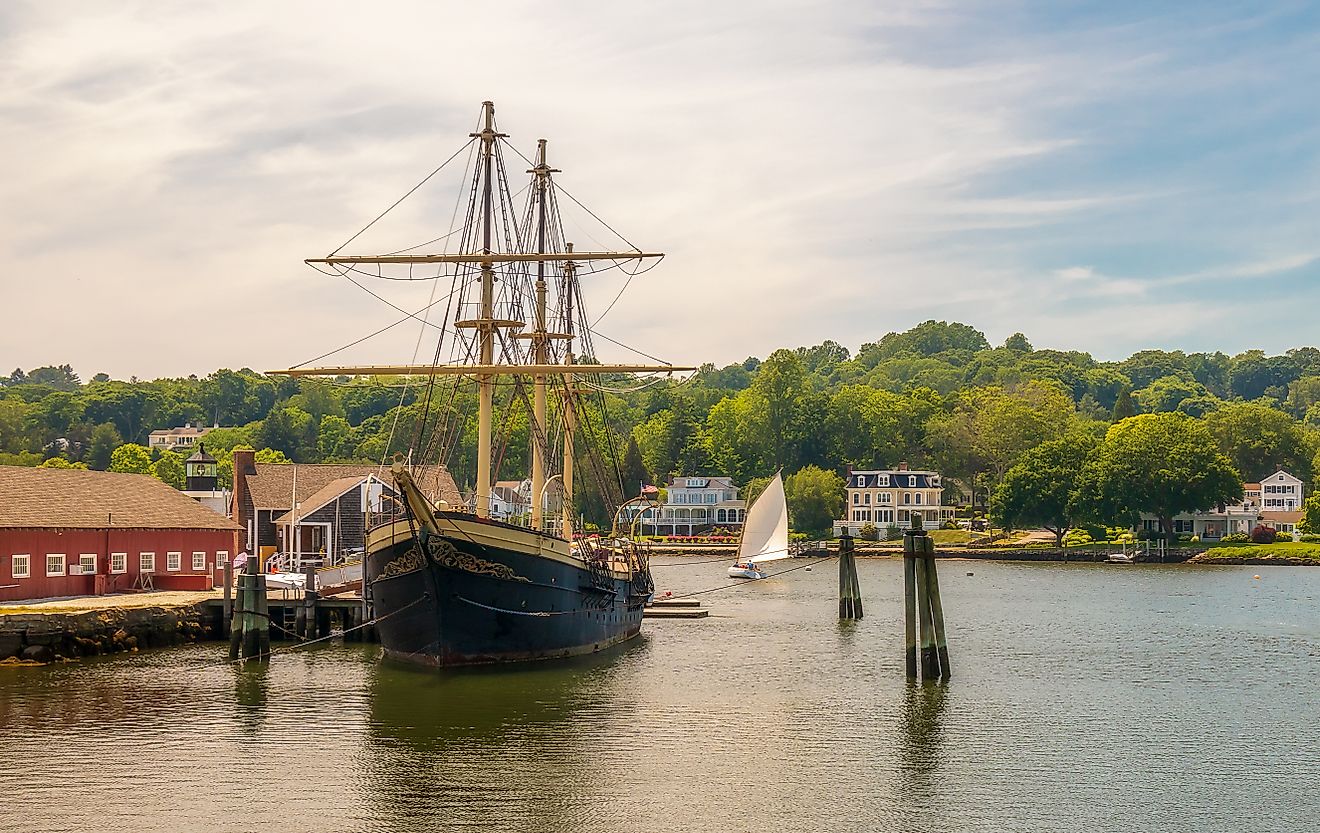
left=5, top=321, right=1320, bottom=535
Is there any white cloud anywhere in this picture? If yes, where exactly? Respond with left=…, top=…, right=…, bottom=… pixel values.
left=0, top=1, right=1317, bottom=377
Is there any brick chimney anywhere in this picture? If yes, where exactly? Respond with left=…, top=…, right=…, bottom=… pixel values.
left=231, top=449, right=258, bottom=551
left=898, top=461, right=909, bottom=471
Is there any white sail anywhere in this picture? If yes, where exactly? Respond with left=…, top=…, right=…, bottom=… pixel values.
left=737, top=472, right=790, bottom=564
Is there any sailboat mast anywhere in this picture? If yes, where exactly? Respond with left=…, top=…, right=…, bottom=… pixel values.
left=474, top=100, right=498, bottom=519
left=561, top=242, right=577, bottom=541
left=530, top=139, right=553, bottom=532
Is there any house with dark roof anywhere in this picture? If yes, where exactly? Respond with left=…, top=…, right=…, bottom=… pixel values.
left=230, top=449, right=462, bottom=567
left=0, top=466, right=240, bottom=602
left=836, top=463, right=954, bottom=537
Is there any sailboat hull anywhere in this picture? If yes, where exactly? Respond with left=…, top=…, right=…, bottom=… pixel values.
left=365, top=516, right=649, bottom=667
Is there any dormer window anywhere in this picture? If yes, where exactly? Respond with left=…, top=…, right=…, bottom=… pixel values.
left=856, top=475, right=866, bottom=487
left=877, top=475, right=889, bottom=487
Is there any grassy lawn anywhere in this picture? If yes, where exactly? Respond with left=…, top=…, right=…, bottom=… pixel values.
left=1200, top=541, right=1320, bottom=562
left=928, top=529, right=975, bottom=545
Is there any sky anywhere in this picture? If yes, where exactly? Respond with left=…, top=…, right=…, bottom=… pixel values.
left=1, top=0, right=1318, bottom=380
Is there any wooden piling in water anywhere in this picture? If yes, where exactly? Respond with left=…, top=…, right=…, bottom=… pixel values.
left=222, top=558, right=233, bottom=638
left=922, top=535, right=951, bottom=679
left=301, top=565, right=317, bottom=640
left=228, top=557, right=271, bottom=661
left=903, top=516, right=950, bottom=680
left=902, top=533, right=918, bottom=678
left=838, top=532, right=862, bottom=619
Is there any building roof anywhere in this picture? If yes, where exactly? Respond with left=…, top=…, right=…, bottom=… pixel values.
left=272, top=476, right=370, bottom=526
left=185, top=443, right=217, bottom=464
left=0, top=466, right=241, bottom=530
left=1261, top=511, right=1303, bottom=523
left=246, top=463, right=461, bottom=511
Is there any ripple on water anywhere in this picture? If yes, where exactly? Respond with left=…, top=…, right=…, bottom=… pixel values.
left=1, top=561, right=1317, bottom=832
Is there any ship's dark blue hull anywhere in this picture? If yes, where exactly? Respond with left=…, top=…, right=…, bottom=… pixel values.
left=365, top=516, right=650, bottom=667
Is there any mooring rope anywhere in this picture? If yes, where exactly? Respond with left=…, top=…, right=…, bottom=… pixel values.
left=657, top=556, right=836, bottom=601
left=225, top=595, right=427, bottom=665
left=454, top=594, right=598, bottom=618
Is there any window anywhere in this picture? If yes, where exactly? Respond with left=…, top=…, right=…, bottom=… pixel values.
left=11, top=554, right=30, bottom=579
left=903, top=493, right=912, bottom=505
left=79, top=553, right=97, bottom=575
left=878, top=509, right=894, bottom=523
left=879, top=493, right=892, bottom=504
left=915, top=494, right=922, bottom=505
left=856, top=475, right=865, bottom=487
left=877, top=475, right=889, bottom=487
left=852, top=493, right=860, bottom=505
left=738, top=509, right=746, bottom=522
left=192, top=552, right=207, bottom=571
left=46, top=553, right=66, bottom=577
left=167, top=552, right=181, bottom=571
left=705, top=493, right=715, bottom=504
left=863, top=493, right=871, bottom=505
left=140, top=552, right=156, bottom=573
left=898, top=510, right=909, bottom=522
left=111, top=552, right=127, bottom=574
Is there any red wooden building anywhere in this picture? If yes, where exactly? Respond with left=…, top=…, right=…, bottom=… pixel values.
left=0, top=466, right=240, bottom=602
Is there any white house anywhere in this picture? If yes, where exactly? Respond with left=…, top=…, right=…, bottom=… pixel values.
left=638, top=476, right=745, bottom=536
left=148, top=423, right=218, bottom=453
left=835, top=463, right=953, bottom=536
left=1139, top=469, right=1305, bottom=538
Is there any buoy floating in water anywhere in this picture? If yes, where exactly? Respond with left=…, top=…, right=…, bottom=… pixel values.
left=805, top=566, right=812, bottom=572
left=1253, top=575, right=1261, bottom=580
left=966, top=572, right=974, bottom=576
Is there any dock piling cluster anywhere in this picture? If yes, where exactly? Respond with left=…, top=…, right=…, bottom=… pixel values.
left=903, top=517, right=950, bottom=680
left=228, top=556, right=271, bottom=661
left=838, top=532, right=863, bottom=619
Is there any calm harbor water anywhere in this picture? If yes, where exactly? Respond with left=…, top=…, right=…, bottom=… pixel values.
left=1, top=558, right=1317, bottom=833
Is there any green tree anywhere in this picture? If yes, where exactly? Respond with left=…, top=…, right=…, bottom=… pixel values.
left=1072, top=413, right=1242, bottom=537
left=317, top=414, right=353, bottom=460
left=256, top=447, right=293, bottom=465
left=1299, top=494, right=1320, bottom=535
left=151, top=450, right=185, bottom=488
left=1003, top=332, right=1033, bottom=352
left=783, top=465, right=843, bottom=534
left=1134, top=375, right=1207, bottom=413
left=1204, top=401, right=1315, bottom=482
left=1110, top=387, right=1137, bottom=421
left=39, top=456, right=88, bottom=470
left=86, top=423, right=122, bottom=470
left=1229, top=352, right=1301, bottom=400
left=109, top=443, right=154, bottom=475
left=857, top=321, right=990, bottom=366
left=989, top=434, right=1096, bottom=545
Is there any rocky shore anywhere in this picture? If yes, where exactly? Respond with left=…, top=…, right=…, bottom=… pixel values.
left=0, top=602, right=216, bottom=664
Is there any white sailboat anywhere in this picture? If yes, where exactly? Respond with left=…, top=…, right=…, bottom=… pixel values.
left=728, top=472, right=790, bottom=579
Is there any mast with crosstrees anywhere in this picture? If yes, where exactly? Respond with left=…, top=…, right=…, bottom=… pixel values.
left=270, top=100, right=691, bottom=537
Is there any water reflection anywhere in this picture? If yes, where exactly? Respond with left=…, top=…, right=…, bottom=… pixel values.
left=899, top=680, right=948, bottom=799
left=232, top=663, right=271, bottom=731
left=360, top=647, right=642, bottom=833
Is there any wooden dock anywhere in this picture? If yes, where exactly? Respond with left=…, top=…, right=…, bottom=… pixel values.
left=644, top=598, right=709, bottom=619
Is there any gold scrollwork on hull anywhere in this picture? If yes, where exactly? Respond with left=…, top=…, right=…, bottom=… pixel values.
left=378, top=548, right=426, bottom=580
left=427, top=537, right=530, bottom=583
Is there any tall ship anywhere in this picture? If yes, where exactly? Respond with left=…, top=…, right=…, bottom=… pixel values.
left=273, top=102, right=691, bottom=667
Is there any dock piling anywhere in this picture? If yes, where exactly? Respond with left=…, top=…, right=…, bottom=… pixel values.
left=903, top=516, right=951, bottom=680
left=228, top=556, right=270, bottom=662
left=838, top=531, right=863, bottom=619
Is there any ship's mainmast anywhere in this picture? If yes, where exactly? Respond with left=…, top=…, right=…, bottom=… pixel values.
left=528, top=139, right=558, bottom=531
left=472, top=101, right=505, bottom=519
